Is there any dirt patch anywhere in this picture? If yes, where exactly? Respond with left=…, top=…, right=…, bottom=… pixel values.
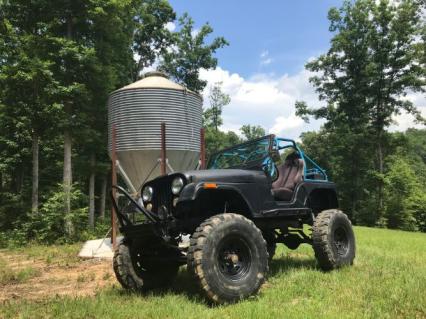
left=0, top=250, right=115, bottom=302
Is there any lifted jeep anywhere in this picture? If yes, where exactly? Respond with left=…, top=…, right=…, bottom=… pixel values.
left=111, top=135, right=356, bottom=304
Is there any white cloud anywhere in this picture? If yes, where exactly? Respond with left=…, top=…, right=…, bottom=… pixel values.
left=164, top=22, right=176, bottom=32
left=200, top=66, right=425, bottom=139
left=269, top=114, right=304, bottom=134
left=390, top=92, right=426, bottom=131
left=199, top=67, right=323, bottom=139
left=261, top=58, right=273, bottom=66
left=260, top=50, right=273, bottom=66
left=191, top=28, right=200, bottom=38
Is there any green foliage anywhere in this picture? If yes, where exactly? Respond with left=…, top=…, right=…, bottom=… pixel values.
left=0, top=0, right=229, bottom=242
left=204, top=127, right=241, bottom=159
left=203, top=82, right=230, bottom=130
left=0, top=192, right=26, bottom=231
left=383, top=157, right=420, bottom=230
left=407, top=192, right=426, bottom=232
left=159, top=13, right=229, bottom=93
left=240, top=125, right=266, bottom=141
left=0, top=0, right=136, bottom=232
left=0, top=184, right=91, bottom=246
left=296, top=0, right=426, bottom=224
left=300, top=129, right=426, bottom=230
left=132, top=0, right=175, bottom=80
left=31, top=184, right=88, bottom=243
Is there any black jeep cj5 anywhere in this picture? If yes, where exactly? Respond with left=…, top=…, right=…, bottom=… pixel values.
left=111, top=135, right=356, bottom=304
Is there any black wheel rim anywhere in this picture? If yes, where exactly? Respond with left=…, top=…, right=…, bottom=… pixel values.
left=216, top=235, right=251, bottom=281
left=333, top=226, right=349, bottom=256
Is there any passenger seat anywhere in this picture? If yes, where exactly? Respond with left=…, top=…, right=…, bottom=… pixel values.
left=271, top=152, right=304, bottom=201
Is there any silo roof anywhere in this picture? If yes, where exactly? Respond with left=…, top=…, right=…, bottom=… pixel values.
left=116, top=71, right=199, bottom=96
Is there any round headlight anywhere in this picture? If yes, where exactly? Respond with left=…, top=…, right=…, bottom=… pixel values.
left=171, top=177, right=184, bottom=195
left=142, top=186, right=153, bottom=202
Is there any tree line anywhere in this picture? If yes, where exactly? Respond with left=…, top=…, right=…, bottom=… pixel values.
left=0, top=0, right=228, bottom=244
left=296, top=0, right=426, bottom=231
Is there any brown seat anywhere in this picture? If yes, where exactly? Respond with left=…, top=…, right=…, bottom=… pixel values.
left=272, top=152, right=304, bottom=201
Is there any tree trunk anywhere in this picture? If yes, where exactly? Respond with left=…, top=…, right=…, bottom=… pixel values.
left=15, top=165, right=24, bottom=195
left=63, top=13, right=74, bottom=237
left=100, top=174, right=107, bottom=219
left=31, top=131, right=39, bottom=214
left=89, top=153, right=96, bottom=229
left=377, top=135, right=384, bottom=222
left=63, top=126, right=73, bottom=235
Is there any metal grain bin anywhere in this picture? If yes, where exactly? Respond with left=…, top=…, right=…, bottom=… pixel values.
left=108, top=72, right=202, bottom=190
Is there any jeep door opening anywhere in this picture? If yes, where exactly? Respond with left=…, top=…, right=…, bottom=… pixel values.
left=111, top=134, right=356, bottom=304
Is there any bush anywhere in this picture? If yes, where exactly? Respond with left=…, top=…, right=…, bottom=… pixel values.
left=0, top=192, right=26, bottom=230
left=407, top=193, right=426, bottom=232
left=383, top=157, right=421, bottom=231
left=0, top=184, right=93, bottom=246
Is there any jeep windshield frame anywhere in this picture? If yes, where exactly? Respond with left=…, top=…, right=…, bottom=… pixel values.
left=207, top=135, right=274, bottom=170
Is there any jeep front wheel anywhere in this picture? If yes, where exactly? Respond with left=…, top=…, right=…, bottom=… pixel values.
left=113, top=241, right=179, bottom=291
left=187, top=213, right=269, bottom=304
left=312, top=209, right=356, bottom=270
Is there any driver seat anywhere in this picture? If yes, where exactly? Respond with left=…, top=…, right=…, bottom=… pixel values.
left=272, top=152, right=304, bottom=201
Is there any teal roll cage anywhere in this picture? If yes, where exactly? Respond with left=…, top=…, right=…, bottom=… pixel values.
left=207, top=134, right=328, bottom=182
left=273, top=137, right=328, bottom=182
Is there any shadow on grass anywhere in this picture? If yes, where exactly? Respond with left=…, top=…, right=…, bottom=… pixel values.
left=111, top=269, right=209, bottom=305
left=116, top=254, right=319, bottom=307
left=269, top=255, right=317, bottom=277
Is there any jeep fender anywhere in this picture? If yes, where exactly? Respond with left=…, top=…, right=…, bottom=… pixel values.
left=298, top=182, right=338, bottom=214
left=178, top=182, right=258, bottom=217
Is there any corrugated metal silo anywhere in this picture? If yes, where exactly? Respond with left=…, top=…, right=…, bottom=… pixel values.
left=108, top=72, right=202, bottom=190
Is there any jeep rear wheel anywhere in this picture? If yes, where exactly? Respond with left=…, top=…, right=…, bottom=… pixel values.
left=187, top=213, right=269, bottom=304
left=312, top=209, right=356, bottom=271
left=113, top=241, right=179, bottom=291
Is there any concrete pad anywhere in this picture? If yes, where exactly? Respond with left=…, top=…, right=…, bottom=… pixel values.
left=79, top=237, right=123, bottom=259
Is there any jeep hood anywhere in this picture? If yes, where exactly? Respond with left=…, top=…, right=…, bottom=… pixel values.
left=183, top=169, right=266, bottom=184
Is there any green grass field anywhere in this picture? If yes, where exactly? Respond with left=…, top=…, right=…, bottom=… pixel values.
left=1, top=226, right=425, bottom=319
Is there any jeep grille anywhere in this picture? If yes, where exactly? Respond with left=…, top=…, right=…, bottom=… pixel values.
left=151, top=178, right=173, bottom=215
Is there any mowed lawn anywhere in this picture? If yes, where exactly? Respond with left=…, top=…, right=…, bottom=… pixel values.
left=1, top=226, right=425, bottom=319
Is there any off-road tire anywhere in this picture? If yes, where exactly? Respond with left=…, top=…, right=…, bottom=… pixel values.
left=113, top=241, right=179, bottom=291
left=187, top=213, right=269, bottom=304
left=312, top=209, right=356, bottom=271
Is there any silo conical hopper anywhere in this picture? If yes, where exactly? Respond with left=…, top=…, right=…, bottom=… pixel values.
left=108, top=72, right=203, bottom=190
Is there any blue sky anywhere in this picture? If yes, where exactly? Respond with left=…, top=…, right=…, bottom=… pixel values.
left=169, top=0, right=343, bottom=77
left=167, top=0, right=425, bottom=139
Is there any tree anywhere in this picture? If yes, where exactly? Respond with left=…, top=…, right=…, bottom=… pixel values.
left=159, top=13, right=228, bottom=93
left=44, top=0, right=136, bottom=234
left=296, top=0, right=425, bottom=221
left=204, top=129, right=241, bottom=158
left=75, top=1, right=134, bottom=229
left=383, top=156, right=421, bottom=230
left=240, top=125, right=266, bottom=141
left=131, top=0, right=175, bottom=80
left=0, top=0, right=61, bottom=214
left=203, top=82, right=230, bottom=130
